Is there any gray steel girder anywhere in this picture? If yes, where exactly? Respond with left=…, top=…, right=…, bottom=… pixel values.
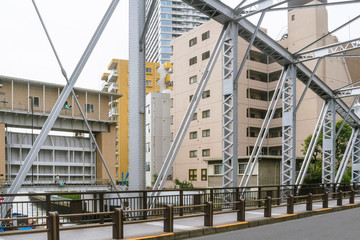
left=182, top=0, right=360, bottom=128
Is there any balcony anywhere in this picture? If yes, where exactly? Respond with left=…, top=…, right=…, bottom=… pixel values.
left=108, top=70, right=118, bottom=83
left=164, top=62, right=173, bottom=73
left=109, top=107, right=118, bottom=118
left=101, top=81, right=109, bottom=92
left=165, top=74, right=171, bottom=82
left=101, top=72, right=109, bottom=81
left=108, top=83, right=118, bottom=93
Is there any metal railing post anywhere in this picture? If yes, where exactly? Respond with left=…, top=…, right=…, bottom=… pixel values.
left=236, top=199, right=245, bottom=221
left=323, top=192, right=329, bottom=208
left=164, top=204, right=173, bottom=232
left=337, top=190, right=343, bottom=206
left=210, top=189, right=214, bottom=202
left=287, top=195, right=294, bottom=214
left=258, top=187, right=262, bottom=207
left=204, top=201, right=213, bottom=226
left=180, top=190, right=184, bottom=216
left=48, top=211, right=59, bottom=240
left=99, top=193, right=104, bottom=224
left=350, top=190, right=355, bottom=204
left=306, top=193, right=313, bottom=211
left=142, top=191, right=148, bottom=220
left=112, top=208, right=123, bottom=240
left=264, top=196, right=272, bottom=217
left=46, top=194, right=51, bottom=215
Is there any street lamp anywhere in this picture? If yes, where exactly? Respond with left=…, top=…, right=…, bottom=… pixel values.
left=29, top=97, right=34, bottom=184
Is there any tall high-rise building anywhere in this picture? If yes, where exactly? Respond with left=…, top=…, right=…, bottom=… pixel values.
left=145, top=0, right=210, bottom=63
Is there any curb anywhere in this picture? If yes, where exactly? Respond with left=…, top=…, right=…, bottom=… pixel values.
left=125, top=203, right=360, bottom=240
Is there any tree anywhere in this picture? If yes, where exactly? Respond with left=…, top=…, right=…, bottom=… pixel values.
left=301, top=119, right=352, bottom=184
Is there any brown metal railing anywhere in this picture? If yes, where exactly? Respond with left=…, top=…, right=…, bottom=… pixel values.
left=0, top=184, right=359, bottom=239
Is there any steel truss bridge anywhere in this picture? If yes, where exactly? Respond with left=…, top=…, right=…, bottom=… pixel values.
left=2, top=0, right=360, bottom=218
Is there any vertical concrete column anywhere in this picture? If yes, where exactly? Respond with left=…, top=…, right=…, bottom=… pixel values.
left=96, top=124, right=117, bottom=182
left=0, top=124, right=5, bottom=181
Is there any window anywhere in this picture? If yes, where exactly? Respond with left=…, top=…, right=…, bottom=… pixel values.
left=189, top=56, right=197, bottom=66
left=146, top=104, right=150, bottom=114
left=33, top=97, right=40, bottom=107
left=192, top=112, right=197, bottom=121
left=202, top=110, right=210, bottom=118
left=202, top=31, right=210, bottom=41
left=291, top=15, right=295, bottom=21
left=189, top=37, right=197, bottom=47
left=145, top=142, right=150, bottom=153
left=85, top=104, right=94, bottom=113
left=202, top=149, right=210, bottom=157
left=202, top=51, right=210, bottom=60
left=170, top=98, right=173, bottom=108
left=189, top=169, right=197, bottom=181
left=202, top=129, right=210, bottom=137
left=146, top=67, right=152, bottom=73
left=146, top=124, right=150, bottom=133
left=189, top=75, right=197, bottom=84
left=146, top=80, right=152, bottom=86
left=171, top=115, right=173, bottom=125
left=214, top=165, right=223, bottom=174
left=201, top=169, right=207, bottom=181
left=189, top=131, right=197, bottom=139
left=145, top=162, right=150, bottom=172
left=189, top=95, right=193, bottom=102
left=239, top=163, right=246, bottom=174
left=189, top=150, right=197, bottom=158
left=202, top=90, right=210, bottom=99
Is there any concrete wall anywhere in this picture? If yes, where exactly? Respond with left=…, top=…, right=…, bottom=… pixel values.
left=0, top=77, right=116, bottom=122
left=96, top=124, right=117, bottom=181
left=258, top=159, right=280, bottom=186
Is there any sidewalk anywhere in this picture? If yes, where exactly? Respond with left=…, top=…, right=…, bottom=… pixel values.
left=1, top=198, right=358, bottom=240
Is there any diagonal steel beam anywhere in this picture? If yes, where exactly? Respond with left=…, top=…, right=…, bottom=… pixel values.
left=182, top=0, right=360, bottom=128
left=152, top=24, right=229, bottom=192
left=31, top=0, right=118, bottom=191
left=1, top=0, right=120, bottom=218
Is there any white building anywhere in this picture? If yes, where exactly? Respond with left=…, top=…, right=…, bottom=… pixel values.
left=145, top=92, right=172, bottom=187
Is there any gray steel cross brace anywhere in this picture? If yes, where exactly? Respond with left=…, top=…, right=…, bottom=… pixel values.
left=1, top=0, right=120, bottom=218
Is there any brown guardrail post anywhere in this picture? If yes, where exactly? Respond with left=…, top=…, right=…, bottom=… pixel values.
left=264, top=196, right=272, bottom=217
left=142, top=191, right=148, bottom=220
left=350, top=190, right=355, bottom=204
left=236, top=199, right=245, bottom=222
left=112, top=208, right=123, bottom=240
left=47, top=211, right=59, bottom=240
left=306, top=193, right=313, bottom=211
left=46, top=194, right=51, bottom=215
left=287, top=195, right=294, bottom=214
left=164, top=204, right=173, bottom=232
left=337, top=190, right=343, bottom=206
left=99, top=193, right=104, bottom=224
left=258, top=187, right=262, bottom=207
left=322, top=192, right=329, bottom=208
left=204, top=201, right=213, bottom=227
left=210, top=189, right=214, bottom=203
left=179, top=190, right=184, bottom=216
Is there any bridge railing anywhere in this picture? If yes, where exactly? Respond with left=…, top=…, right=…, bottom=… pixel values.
left=0, top=183, right=359, bottom=238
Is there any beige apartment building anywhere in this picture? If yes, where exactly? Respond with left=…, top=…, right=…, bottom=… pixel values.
left=170, top=1, right=353, bottom=188
left=0, top=75, right=121, bottom=184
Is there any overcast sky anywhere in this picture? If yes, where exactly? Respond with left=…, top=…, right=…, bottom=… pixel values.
left=0, top=0, right=359, bottom=90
